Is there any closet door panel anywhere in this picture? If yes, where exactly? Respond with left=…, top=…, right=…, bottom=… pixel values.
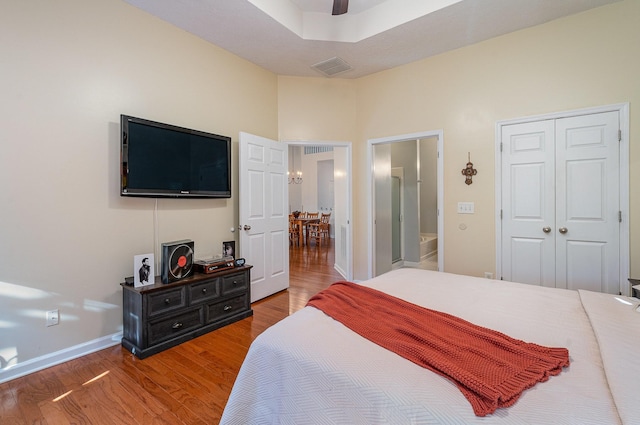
left=501, top=120, right=555, bottom=286
left=555, top=111, right=620, bottom=293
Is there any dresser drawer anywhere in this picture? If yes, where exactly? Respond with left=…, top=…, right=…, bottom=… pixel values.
left=189, top=278, right=220, bottom=304
left=148, top=308, right=203, bottom=345
left=221, top=273, right=247, bottom=295
left=148, top=287, right=186, bottom=316
left=206, top=294, right=249, bottom=323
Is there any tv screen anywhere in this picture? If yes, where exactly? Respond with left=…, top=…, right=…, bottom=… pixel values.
left=120, top=115, right=231, bottom=198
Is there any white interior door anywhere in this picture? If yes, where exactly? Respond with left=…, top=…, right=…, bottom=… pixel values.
left=501, top=120, right=556, bottom=286
left=501, top=111, right=621, bottom=294
left=555, top=112, right=620, bottom=293
left=239, top=132, right=289, bottom=302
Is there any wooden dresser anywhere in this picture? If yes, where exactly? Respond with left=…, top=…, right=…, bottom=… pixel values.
left=121, top=265, right=252, bottom=358
left=629, top=278, right=640, bottom=298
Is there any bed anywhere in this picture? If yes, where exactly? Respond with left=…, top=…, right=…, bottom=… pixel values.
left=220, top=268, right=640, bottom=424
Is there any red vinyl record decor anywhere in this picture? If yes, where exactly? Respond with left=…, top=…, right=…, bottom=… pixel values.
left=161, top=239, right=194, bottom=284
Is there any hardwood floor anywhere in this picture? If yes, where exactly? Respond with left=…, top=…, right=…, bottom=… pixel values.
left=1, top=241, right=343, bottom=424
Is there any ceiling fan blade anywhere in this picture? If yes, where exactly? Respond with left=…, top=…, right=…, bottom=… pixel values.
left=332, top=0, right=348, bottom=15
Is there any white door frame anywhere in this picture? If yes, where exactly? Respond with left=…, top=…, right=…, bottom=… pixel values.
left=285, top=140, right=353, bottom=281
left=495, top=103, right=630, bottom=295
left=367, top=130, right=444, bottom=279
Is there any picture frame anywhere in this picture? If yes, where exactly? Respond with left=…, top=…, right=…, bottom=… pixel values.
left=223, top=241, right=235, bottom=259
left=134, top=253, right=154, bottom=288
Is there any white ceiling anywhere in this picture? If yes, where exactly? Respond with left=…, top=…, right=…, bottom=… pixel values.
left=123, top=0, right=619, bottom=79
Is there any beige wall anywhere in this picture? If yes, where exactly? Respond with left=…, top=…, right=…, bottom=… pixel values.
left=279, top=0, right=639, bottom=279
left=278, top=76, right=358, bottom=143
left=0, top=0, right=278, bottom=369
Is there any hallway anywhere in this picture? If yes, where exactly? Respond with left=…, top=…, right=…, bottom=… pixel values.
left=289, top=238, right=343, bottom=313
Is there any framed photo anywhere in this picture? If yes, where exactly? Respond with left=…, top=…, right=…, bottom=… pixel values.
left=223, top=241, right=235, bottom=259
left=134, top=253, right=154, bottom=288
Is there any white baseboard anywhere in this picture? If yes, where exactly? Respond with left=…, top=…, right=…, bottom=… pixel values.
left=333, top=263, right=347, bottom=280
left=0, top=332, right=123, bottom=385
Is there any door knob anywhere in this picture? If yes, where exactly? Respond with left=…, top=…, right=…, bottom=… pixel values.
left=559, top=227, right=568, bottom=234
left=243, top=225, right=252, bottom=231
left=542, top=226, right=551, bottom=233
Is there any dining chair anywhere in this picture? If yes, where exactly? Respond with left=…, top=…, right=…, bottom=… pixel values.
left=308, top=212, right=330, bottom=246
left=300, top=212, right=318, bottom=243
left=289, top=214, right=300, bottom=246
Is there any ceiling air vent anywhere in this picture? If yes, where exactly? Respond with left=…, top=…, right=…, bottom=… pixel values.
left=311, top=57, right=352, bottom=77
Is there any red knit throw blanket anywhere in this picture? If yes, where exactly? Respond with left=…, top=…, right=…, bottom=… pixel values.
left=306, top=281, right=570, bottom=417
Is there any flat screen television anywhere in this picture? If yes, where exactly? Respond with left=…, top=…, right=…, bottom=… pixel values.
left=120, top=115, right=231, bottom=198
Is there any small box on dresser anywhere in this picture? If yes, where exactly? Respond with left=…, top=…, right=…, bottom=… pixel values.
left=121, top=265, right=253, bottom=359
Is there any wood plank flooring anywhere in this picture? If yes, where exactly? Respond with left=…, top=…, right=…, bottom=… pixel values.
left=1, top=241, right=343, bottom=424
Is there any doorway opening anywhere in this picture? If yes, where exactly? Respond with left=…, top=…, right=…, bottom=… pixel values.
left=287, top=142, right=352, bottom=281
left=367, top=131, right=444, bottom=279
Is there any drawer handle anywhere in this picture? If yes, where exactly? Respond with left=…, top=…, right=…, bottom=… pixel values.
left=172, top=322, right=183, bottom=330
left=224, top=305, right=233, bottom=311
left=233, top=280, right=238, bottom=285
left=164, top=298, right=170, bottom=304
left=202, top=288, right=207, bottom=293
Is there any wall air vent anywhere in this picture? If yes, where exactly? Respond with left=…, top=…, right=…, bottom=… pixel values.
left=305, top=146, right=334, bottom=155
left=311, top=57, right=352, bottom=77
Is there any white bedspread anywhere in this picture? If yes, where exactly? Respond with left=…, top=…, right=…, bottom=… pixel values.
left=221, top=268, right=639, bottom=424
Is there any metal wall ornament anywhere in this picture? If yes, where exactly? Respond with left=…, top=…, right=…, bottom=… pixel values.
left=461, top=152, right=477, bottom=185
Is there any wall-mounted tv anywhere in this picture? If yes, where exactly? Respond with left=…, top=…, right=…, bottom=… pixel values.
left=120, top=115, right=231, bottom=198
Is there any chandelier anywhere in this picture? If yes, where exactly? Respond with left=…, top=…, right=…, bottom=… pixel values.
left=288, top=170, right=303, bottom=184
left=288, top=147, right=303, bottom=184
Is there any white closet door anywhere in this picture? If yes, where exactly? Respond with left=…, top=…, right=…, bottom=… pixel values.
left=555, top=111, right=620, bottom=293
left=501, top=111, right=620, bottom=294
left=501, top=120, right=556, bottom=287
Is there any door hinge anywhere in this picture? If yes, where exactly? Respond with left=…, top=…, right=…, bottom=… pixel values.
left=618, top=129, right=622, bottom=142
left=500, top=142, right=503, bottom=152
left=619, top=211, right=622, bottom=223
left=500, top=209, right=503, bottom=219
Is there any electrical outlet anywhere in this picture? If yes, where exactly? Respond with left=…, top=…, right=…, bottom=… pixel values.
left=46, top=309, right=59, bottom=327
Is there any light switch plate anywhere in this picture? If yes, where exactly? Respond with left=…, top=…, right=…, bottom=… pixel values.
left=457, top=202, right=475, bottom=214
